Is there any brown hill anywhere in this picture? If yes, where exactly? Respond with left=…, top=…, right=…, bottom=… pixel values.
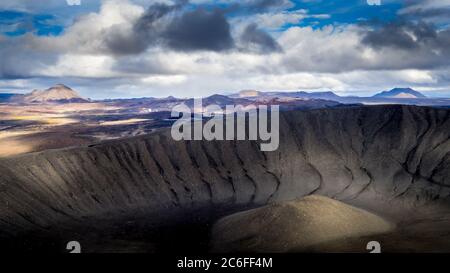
left=23, top=84, right=87, bottom=103
left=211, top=195, right=394, bottom=252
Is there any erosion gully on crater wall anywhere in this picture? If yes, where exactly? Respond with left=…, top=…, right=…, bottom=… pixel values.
left=0, top=105, right=449, bottom=252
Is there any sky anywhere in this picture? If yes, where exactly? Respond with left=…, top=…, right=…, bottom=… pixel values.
left=0, top=0, right=450, bottom=99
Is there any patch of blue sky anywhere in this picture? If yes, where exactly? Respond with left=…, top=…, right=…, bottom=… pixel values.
left=33, top=14, right=64, bottom=36
left=292, top=0, right=404, bottom=28
left=0, top=10, right=64, bottom=36
left=0, top=10, right=28, bottom=36
left=215, top=0, right=405, bottom=31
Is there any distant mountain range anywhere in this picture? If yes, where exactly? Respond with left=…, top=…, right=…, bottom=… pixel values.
left=235, top=88, right=427, bottom=100
left=233, top=90, right=341, bottom=101
left=0, top=86, right=449, bottom=108
left=233, top=88, right=450, bottom=107
left=373, top=88, right=427, bottom=99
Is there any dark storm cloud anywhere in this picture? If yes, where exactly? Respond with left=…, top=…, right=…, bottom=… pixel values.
left=240, top=23, right=282, bottom=53
left=400, top=0, right=450, bottom=22
left=362, top=21, right=438, bottom=50
left=104, top=26, right=149, bottom=55
left=105, top=1, right=186, bottom=55
left=164, top=9, right=234, bottom=51
left=105, top=2, right=234, bottom=55
left=361, top=21, right=450, bottom=69
left=134, top=0, right=188, bottom=33
left=104, top=0, right=292, bottom=55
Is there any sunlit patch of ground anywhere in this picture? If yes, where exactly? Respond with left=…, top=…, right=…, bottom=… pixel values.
left=9, top=115, right=78, bottom=125
left=0, top=138, right=34, bottom=157
left=0, top=102, right=121, bottom=116
left=47, top=103, right=121, bottom=113
left=0, top=127, right=94, bottom=158
left=0, top=102, right=168, bottom=157
left=99, top=119, right=150, bottom=126
left=0, top=102, right=119, bottom=113
left=0, top=130, right=38, bottom=139
left=0, top=130, right=38, bottom=157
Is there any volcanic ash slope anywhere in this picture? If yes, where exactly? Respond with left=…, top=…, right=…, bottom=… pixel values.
left=0, top=105, right=449, bottom=252
left=211, top=195, right=395, bottom=253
